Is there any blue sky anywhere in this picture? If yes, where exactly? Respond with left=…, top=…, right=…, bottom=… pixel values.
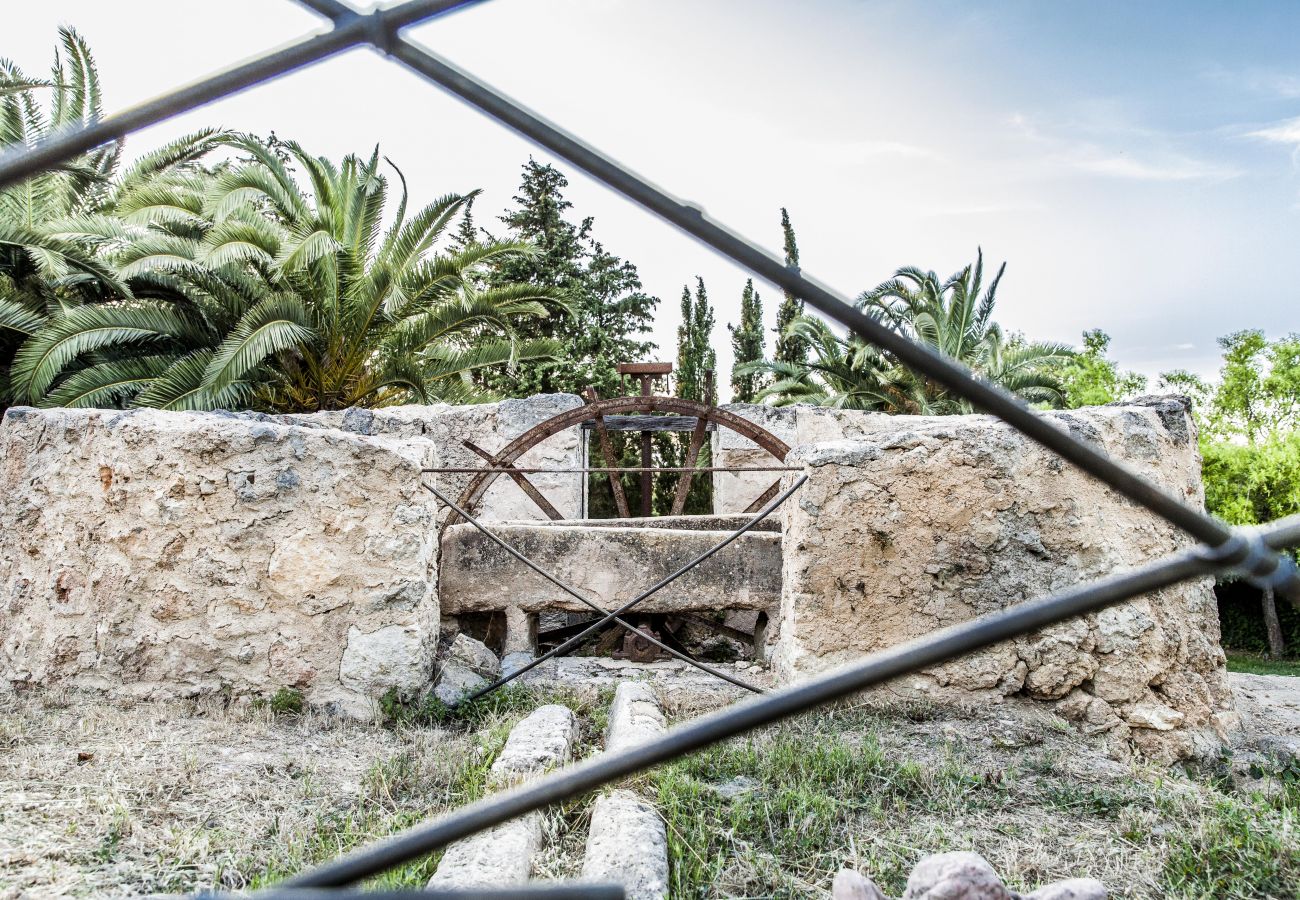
left=7, top=1, right=1300, bottom=396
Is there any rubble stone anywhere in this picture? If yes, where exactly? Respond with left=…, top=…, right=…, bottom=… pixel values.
left=605, top=681, right=666, bottom=755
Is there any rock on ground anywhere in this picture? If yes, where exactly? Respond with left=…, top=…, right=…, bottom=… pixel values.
left=581, top=789, right=669, bottom=900
left=428, top=704, right=579, bottom=888
left=604, top=681, right=666, bottom=754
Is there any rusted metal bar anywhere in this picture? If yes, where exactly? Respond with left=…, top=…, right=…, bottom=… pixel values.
left=461, top=440, right=563, bottom=521
left=578, top=415, right=714, bottom=432
left=743, top=479, right=783, bottom=514
left=584, top=389, right=631, bottom=519
left=670, top=416, right=710, bottom=516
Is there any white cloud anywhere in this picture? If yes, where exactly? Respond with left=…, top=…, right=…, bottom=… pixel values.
left=1247, top=116, right=1300, bottom=148
left=1009, top=113, right=1240, bottom=183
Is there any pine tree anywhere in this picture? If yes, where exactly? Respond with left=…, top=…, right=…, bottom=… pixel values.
left=451, top=195, right=479, bottom=250
left=729, top=278, right=765, bottom=402
left=482, top=159, right=658, bottom=398
left=773, top=207, right=807, bottom=366
left=676, top=277, right=717, bottom=403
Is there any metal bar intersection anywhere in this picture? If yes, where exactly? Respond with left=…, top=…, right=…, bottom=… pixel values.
left=1, top=0, right=1298, bottom=892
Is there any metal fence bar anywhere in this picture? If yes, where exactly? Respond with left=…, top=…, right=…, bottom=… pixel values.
left=421, top=481, right=764, bottom=695
left=0, top=2, right=1296, bottom=892
left=279, top=512, right=1300, bottom=889
left=255, top=887, right=624, bottom=899
left=0, top=0, right=482, bottom=192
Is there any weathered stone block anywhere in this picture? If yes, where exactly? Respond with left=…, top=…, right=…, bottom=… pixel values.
left=773, top=397, right=1237, bottom=760
left=439, top=519, right=781, bottom=615
left=0, top=407, right=438, bottom=718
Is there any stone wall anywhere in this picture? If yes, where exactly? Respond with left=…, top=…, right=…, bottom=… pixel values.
left=271, top=393, right=586, bottom=525
left=773, top=397, right=1237, bottom=760
left=712, top=403, right=890, bottom=513
left=0, top=407, right=438, bottom=718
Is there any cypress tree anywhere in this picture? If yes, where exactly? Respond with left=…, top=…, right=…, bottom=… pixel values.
left=729, top=278, right=765, bottom=402
left=676, top=277, right=716, bottom=403
left=773, top=207, right=806, bottom=365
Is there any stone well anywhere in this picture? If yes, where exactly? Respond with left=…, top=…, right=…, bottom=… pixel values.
left=773, top=397, right=1237, bottom=760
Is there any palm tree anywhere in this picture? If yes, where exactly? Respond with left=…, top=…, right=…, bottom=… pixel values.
left=748, top=250, right=1071, bottom=412
left=0, top=28, right=222, bottom=408
left=10, top=135, right=567, bottom=411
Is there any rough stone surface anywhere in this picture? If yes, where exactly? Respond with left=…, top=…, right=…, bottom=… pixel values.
left=605, top=680, right=666, bottom=755
left=489, top=703, right=578, bottom=787
left=440, top=520, right=781, bottom=614
left=581, top=789, right=669, bottom=900
left=773, top=397, right=1237, bottom=761
left=425, top=814, right=541, bottom=888
left=428, top=702, right=578, bottom=888
left=0, top=407, right=437, bottom=718
left=832, top=870, right=888, bottom=900
left=432, top=665, right=488, bottom=705
left=1022, top=879, right=1107, bottom=900
left=278, top=393, right=585, bottom=524
left=713, top=403, right=888, bottom=513
left=903, top=851, right=1012, bottom=899
left=446, top=633, right=500, bottom=678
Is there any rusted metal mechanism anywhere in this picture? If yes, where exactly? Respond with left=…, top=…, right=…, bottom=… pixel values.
left=431, top=368, right=794, bottom=663
left=441, top=381, right=792, bottom=529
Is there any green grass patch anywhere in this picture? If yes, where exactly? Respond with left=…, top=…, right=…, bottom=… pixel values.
left=651, top=706, right=1006, bottom=897
left=1226, top=652, right=1300, bottom=677
left=1161, top=788, right=1300, bottom=899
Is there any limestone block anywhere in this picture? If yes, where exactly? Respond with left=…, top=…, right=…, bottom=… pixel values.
left=581, top=790, right=669, bottom=900
left=439, top=521, right=781, bottom=615
left=428, top=702, right=578, bottom=889
left=0, top=407, right=438, bottom=718
left=773, top=397, right=1237, bottom=761
left=903, top=851, right=1011, bottom=900
left=425, top=814, right=541, bottom=888
left=489, top=703, right=578, bottom=787
left=605, top=680, right=666, bottom=755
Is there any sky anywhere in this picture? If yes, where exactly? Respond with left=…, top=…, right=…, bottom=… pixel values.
left=6, top=0, right=1300, bottom=398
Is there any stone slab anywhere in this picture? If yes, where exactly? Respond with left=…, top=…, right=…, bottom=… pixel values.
left=605, top=681, right=666, bottom=755
left=581, top=789, right=669, bottom=900
left=439, top=522, right=781, bottom=615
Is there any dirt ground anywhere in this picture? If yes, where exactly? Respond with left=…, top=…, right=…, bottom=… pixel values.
left=1, top=674, right=1298, bottom=899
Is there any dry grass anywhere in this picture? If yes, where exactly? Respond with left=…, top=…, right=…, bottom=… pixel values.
left=3, top=681, right=1299, bottom=898
left=0, top=689, right=516, bottom=897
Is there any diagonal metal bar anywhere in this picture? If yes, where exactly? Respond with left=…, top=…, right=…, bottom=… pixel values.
left=425, top=474, right=807, bottom=703
left=363, top=29, right=1300, bottom=598
left=256, top=887, right=623, bottom=899
left=423, top=480, right=764, bottom=695
left=584, top=387, right=631, bottom=519
left=280, top=513, right=1300, bottom=888
left=669, top=415, right=710, bottom=516
left=461, top=439, right=563, bottom=520
left=0, top=0, right=484, bottom=192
